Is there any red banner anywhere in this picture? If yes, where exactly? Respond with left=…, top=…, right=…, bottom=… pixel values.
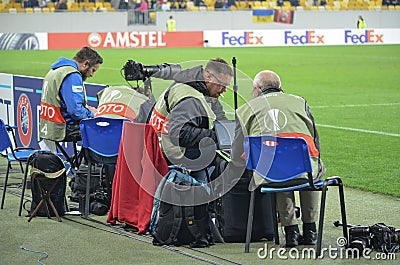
left=48, top=31, right=204, bottom=50
left=274, top=10, right=294, bottom=24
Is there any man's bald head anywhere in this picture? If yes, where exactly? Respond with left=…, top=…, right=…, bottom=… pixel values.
left=252, top=70, right=282, bottom=97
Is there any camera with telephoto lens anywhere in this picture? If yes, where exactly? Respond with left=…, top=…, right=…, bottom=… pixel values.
left=349, top=223, right=400, bottom=253
left=123, top=60, right=181, bottom=81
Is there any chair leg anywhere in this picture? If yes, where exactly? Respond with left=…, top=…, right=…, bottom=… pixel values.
left=27, top=199, right=46, bottom=222
left=28, top=177, right=62, bottom=222
left=271, top=193, right=280, bottom=245
left=1, top=162, right=12, bottom=209
left=56, top=141, right=81, bottom=171
left=245, top=190, right=255, bottom=253
left=56, top=142, right=72, bottom=167
left=83, top=161, right=92, bottom=218
left=337, top=178, right=348, bottom=246
left=39, top=184, right=53, bottom=219
left=71, top=141, right=82, bottom=169
left=47, top=198, right=62, bottom=222
left=316, top=180, right=329, bottom=258
left=102, top=166, right=112, bottom=203
left=18, top=162, right=30, bottom=216
left=18, top=161, right=24, bottom=173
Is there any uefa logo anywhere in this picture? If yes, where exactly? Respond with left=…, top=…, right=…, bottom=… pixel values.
left=264, top=109, right=287, bottom=132
left=88, top=32, right=102, bottom=48
left=17, top=93, right=32, bottom=147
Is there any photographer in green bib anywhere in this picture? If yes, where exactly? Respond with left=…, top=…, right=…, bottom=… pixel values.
left=221, top=70, right=326, bottom=247
left=150, top=58, right=232, bottom=185
left=39, top=47, right=103, bottom=151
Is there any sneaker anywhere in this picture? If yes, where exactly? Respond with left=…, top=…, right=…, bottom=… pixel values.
left=284, top=225, right=300, bottom=247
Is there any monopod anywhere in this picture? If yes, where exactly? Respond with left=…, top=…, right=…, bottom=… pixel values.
left=231, top=57, right=238, bottom=115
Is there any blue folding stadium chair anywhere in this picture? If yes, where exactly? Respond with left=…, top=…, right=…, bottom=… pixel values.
left=0, top=118, right=38, bottom=210
left=243, top=135, right=348, bottom=257
left=79, top=117, right=127, bottom=218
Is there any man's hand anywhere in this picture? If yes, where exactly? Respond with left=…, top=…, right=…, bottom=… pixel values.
left=87, top=105, right=97, bottom=113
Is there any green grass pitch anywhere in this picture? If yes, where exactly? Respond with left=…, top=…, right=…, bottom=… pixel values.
left=0, top=45, right=399, bottom=197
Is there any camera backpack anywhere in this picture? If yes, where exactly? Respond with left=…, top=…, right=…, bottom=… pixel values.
left=28, top=151, right=67, bottom=217
left=151, top=169, right=214, bottom=248
left=69, top=163, right=102, bottom=202
left=214, top=170, right=274, bottom=242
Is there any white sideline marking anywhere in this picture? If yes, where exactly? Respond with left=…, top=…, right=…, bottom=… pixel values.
left=316, top=124, right=400, bottom=137
left=313, top=103, right=400, bottom=108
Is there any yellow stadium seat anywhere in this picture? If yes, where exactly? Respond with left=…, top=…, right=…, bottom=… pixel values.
left=253, top=1, right=261, bottom=7
left=237, top=1, right=248, bottom=9
left=204, top=0, right=213, bottom=6
left=25, top=7, right=33, bottom=13
left=42, top=7, right=50, bottom=12
left=69, top=6, right=81, bottom=12
left=283, top=1, right=292, bottom=7
left=186, top=1, right=194, bottom=10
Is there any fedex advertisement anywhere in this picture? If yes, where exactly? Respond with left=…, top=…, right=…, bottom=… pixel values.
left=284, top=30, right=328, bottom=45
left=204, top=30, right=279, bottom=47
left=1, top=29, right=399, bottom=50
left=344, top=29, right=384, bottom=44
left=204, top=29, right=400, bottom=47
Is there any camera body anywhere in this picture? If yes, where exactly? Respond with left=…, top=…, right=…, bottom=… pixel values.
left=349, top=223, right=400, bottom=253
left=78, top=190, right=110, bottom=216
left=349, top=226, right=371, bottom=252
left=123, top=60, right=181, bottom=81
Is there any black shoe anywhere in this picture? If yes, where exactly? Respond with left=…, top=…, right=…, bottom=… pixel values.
left=284, top=225, right=300, bottom=247
left=301, top=222, right=317, bottom=245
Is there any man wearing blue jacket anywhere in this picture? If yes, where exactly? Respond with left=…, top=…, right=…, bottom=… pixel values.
left=39, top=46, right=103, bottom=144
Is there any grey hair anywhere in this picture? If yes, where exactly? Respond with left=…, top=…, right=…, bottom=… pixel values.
left=253, top=70, right=281, bottom=91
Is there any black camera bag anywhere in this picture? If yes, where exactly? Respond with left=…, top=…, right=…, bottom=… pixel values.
left=69, top=163, right=102, bottom=202
left=214, top=170, right=274, bottom=242
left=29, top=151, right=67, bottom=217
left=152, top=169, right=213, bottom=248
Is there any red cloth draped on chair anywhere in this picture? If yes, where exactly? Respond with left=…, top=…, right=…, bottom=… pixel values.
left=107, top=122, right=169, bottom=234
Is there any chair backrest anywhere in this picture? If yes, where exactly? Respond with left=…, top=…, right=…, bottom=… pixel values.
left=0, top=119, right=13, bottom=152
left=244, top=135, right=312, bottom=183
left=80, top=117, right=126, bottom=158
